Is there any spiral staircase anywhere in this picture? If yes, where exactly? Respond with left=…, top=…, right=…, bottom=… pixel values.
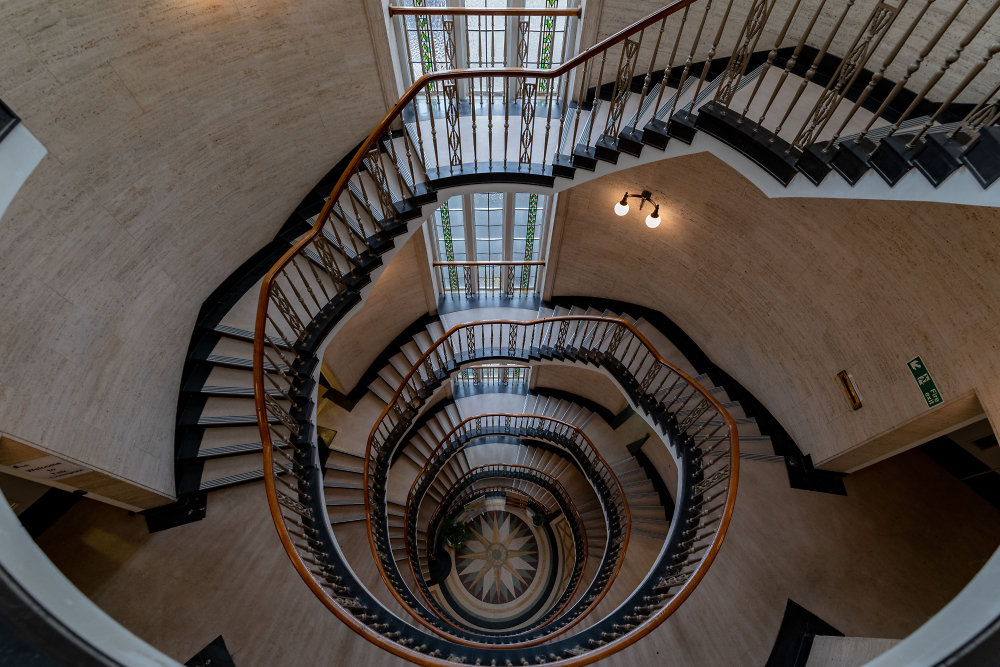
left=152, top=0, right=1000, bottom=665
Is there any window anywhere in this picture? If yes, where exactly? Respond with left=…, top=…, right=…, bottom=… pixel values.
left=474, top=192, right=504, bottom=261
left=513, top=193, right=543, bottom=261
left=435, top=195, right=466, bottom=263
left=393, top=0, right=577, bottom=101
left=431, top=192, right=550, bottom=298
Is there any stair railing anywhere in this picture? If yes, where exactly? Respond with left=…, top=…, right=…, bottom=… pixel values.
left=433, top=484, right=558, bottom=527
left=398, top=415, right=622, bottom=642
left=352, top=314, right=738, bottom=659
left=434, top=260, right=545, bottom=299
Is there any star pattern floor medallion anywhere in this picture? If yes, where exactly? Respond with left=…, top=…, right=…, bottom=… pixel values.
left=456, top=511, right=539, bottom=603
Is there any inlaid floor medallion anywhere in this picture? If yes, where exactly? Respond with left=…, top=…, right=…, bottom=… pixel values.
left=456, top=511, right=539, bottom=604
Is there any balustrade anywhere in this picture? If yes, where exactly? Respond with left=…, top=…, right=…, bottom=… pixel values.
left=245, top=0, right=1000, bottom=659
left=434, top=260, right=545, bottom=299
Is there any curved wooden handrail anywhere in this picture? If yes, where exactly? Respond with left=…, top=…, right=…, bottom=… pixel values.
left=414, top=463, right=589, bottom=635
left=253, top=0, right=742, bottom=662
left=401, top=419, right=609, bottom=641
left=249, top=0, right=697, bottom=354
left=361, top=313, right=730, bottom=648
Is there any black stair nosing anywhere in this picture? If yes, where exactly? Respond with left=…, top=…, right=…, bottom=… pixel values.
left=190, top=385, right=284, bottom=398
left=330, top=515, right=367, bottom=524
left=198, top=466, right=283, bottom=491
left=193, top=442, right=271, bottom=460
left=209, top=323, right=291, bottom=350
left=324, top=462, right=364, bottom=474
left=190, top=414, right=280, bottom=428
left=323, top=481, right=364, bottom=490
left=192, top=353, right=291, bottom=374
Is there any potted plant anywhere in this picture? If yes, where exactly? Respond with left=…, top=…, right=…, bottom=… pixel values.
left=441, top=517, right=469, bottom=549
left=532, top=512, right=546, bottom=526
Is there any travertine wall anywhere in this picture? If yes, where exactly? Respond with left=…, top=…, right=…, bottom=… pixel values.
left=323, top=232, right=431, bottom=393
left=533, top=365, right=629, bottom=416
left=0, top=0, right=387, bottom=498
left=550, top=152, right=1000, bottom=469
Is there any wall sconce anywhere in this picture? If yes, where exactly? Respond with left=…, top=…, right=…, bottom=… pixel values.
left=614, top=190, right=661, bottom=228
left=837, top=371, right=863, bottom=410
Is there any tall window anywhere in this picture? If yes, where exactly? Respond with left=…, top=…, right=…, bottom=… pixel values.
left=474, top=193, right=504, bottom=261
left=394, top=0, right=577, bottom=100
left=435, top=196, right=465, bottom=291
left=513, top=193, right=543, bottom=262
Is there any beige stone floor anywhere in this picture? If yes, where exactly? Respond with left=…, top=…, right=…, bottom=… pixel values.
left=33, top=446, right=1000, bottom=667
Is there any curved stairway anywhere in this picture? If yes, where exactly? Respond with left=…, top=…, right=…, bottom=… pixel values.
left=158, top=0, right=1000, bottom=663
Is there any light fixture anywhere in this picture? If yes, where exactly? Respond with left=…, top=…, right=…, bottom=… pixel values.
left=614, top=193, right=630, bottom=216
left=645, top=206, right=661, bottom=228
left=614, top=190, right=661, bottom=228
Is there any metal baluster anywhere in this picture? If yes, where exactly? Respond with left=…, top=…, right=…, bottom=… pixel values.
left=686, top=0, right=737, bottom=120
left=771, top=0, right=858, bottom=143
left=602, top=33, right=644, bottom=141
left=633, top=19, right=667, bottom=136
left=470, top=76, right=479, bottom=170
left=346, top=181, right=370, bottom=241
left=518, top=79, right=538, bottom=170
left=542, top=72, right=555, bottom=170
left=951, top=80, right=1000, bottom=140
left=409, top=98, right=428, bottom=169
left=739, top=0, right=801, bottom=124
left=355, top=169, right=381, bottom=231
left=652, top=6, right=691, bottom=118
left=824, top=0, right=935, bottom=151
left=427, top=88, right=441, bottom=173
left=443, top=80, right=462, bottom=174
left=571, top=60, right=589, bottom=149
left=669, top=0, right=716, bottom=121
left=712, top=0, right=777, bottom=115
left=755, top=0, right=830, bottom=132
left=790, top=0, right=904, bottom=153
left=907, top=40, right=1000, bottom=147
left=587, top=51, right=608, bottom=149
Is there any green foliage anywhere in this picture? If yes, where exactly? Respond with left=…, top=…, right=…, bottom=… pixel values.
left=532, top=512, right=546, bottom=526
left=442, top=517, right=469, bottom=549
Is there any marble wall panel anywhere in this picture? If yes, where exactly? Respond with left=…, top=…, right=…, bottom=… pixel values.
left=550, top=153, right=1000, bottom=470
left=0, top=0, right=389, bottom=499
left=322, top=233, right=431, bottom=394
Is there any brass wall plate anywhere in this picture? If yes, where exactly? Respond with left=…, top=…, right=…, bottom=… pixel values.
left=837, top=371, right=863, bottom=410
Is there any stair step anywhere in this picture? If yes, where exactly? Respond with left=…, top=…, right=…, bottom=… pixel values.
left=324, top=462, right=364, bottom=474
left=196, top=414, right=279, bottom=428
left=324, top=481, right=364, bottom=490
left=211, top=324, right=290, bottom=350
left=203, top=354, right=289, bottom=374
left=199, top=467, right=280, bottom=491
left=197, top=385, right=283, bottom=398
left=197, top=442, right=264, bottom=459
left=330, top=515, right=367, bottom=525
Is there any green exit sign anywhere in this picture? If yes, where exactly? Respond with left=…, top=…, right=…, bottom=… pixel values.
left=907, top=356, right=943, bottom=408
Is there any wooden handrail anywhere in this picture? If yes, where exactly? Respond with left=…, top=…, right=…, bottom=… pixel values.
left=389, top=6, right=582, bottom=17
left=401, top=414, right=616, bottom=643
left=249, top=0, right=697, bottom=351
left=253, top=0, right=739, bottom=663
left=361, top=314, right=728, bottom=648
left=415, top=462, right=588, bottom=635
left=433, top=260, right=546, bottom=266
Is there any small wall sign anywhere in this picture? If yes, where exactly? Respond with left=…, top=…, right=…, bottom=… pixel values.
left=906, top=356, right=943, bottom=408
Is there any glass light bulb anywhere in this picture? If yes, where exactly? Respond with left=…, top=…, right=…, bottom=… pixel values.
left=645, top=212, right=661, bottom=228
left=614, top=201, right=629, bottom=216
